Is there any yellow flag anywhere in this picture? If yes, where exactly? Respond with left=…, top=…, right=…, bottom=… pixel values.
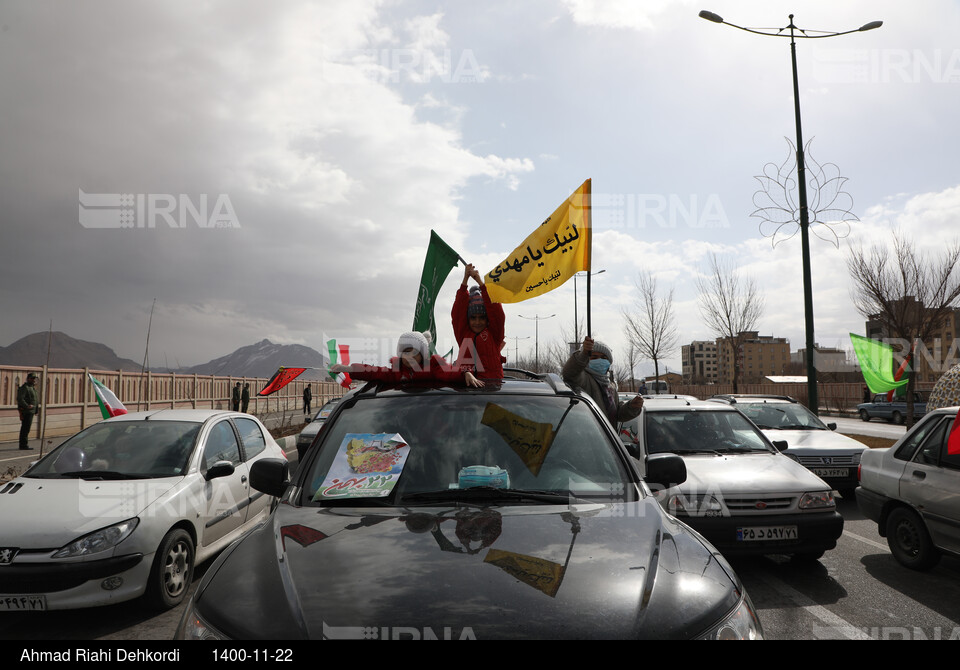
left=485, top=179, right=591, bottom=304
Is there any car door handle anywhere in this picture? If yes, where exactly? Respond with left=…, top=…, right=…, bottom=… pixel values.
left=241, top=475, right=248, bottom=483
left=911, top=470, right=926, bottom=480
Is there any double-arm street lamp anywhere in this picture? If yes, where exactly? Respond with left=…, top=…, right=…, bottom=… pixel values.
left=518, top=313, right=556, bottom=372
left=698, top=10, right=882, bottom=415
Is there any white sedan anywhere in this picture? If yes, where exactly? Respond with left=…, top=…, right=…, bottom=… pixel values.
left=0, top=409, right=287, bottom=611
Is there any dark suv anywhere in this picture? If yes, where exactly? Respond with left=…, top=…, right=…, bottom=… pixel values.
left=177, top=372, right=762, bottom=640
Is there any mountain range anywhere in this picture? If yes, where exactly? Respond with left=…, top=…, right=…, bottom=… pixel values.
left=0, top=332, right=330, bottom=379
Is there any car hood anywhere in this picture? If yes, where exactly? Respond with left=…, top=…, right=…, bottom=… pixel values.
left=673, top=452, right=829, bottom=494
left=0, top=476, right=180, bottom=547
left=194, top=499, right=744, bottom=640
left=760, top=429, right=866, bottom=453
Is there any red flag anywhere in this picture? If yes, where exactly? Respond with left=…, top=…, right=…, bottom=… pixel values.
left=947, top=410, right=960, bottom=456
left=258, top=367, right=307, bottom=396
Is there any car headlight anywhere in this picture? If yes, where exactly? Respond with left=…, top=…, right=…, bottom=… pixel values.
left=799, top=491, right=836, bottom=509
left=667, top=494, right=724, bottom=517
left=52, top=518, right=139, bottom=558
left=176, top=599, right=231, bottom=640
left=698, top=594, right=764, bottom=640
left=851, top=452, right=863, bottom=465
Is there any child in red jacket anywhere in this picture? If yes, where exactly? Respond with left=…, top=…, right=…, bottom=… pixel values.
left=452, top=263, right=505, bottom=380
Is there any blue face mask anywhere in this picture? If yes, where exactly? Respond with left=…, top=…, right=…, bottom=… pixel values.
left=588, top=358, right=611, bottom=375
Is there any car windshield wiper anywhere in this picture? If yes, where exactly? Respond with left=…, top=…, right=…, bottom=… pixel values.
left=400, top=486, right=579, bottom=505
left=778, top=425, right=824, bottom=430
left=55, top=470, right=152, bottom=480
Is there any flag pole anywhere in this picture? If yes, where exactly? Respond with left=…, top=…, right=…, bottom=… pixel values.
left=585, top=178, right=593, bottom=338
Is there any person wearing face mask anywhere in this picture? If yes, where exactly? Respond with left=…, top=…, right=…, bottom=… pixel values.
left=331, top=331, right=482, bottom=387
left=562, top=336, right=643, bottom=425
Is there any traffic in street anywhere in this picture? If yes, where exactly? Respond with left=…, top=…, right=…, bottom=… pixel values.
left=2, top=412, right=958, bottom=641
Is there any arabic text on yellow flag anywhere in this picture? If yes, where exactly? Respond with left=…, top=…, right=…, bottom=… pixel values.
left=485, top=179, right=591, bottom=304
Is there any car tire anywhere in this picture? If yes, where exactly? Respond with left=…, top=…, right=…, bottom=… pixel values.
left=886, top=507, right=940, bottom=571
left=891, top=411, right=904, bottom=425
left=859, top=409, right=870, bottom=422
left=146, top=528, right=195, bottom=610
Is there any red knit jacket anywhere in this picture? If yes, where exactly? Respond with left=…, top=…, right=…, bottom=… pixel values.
left=452, top=284, right=505, bottom=379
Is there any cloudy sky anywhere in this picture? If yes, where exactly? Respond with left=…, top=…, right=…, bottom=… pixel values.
left=2, top=0, right=958, bottom=375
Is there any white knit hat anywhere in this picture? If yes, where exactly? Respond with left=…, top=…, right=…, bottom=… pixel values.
left=396, top=331, right=432, bottom=360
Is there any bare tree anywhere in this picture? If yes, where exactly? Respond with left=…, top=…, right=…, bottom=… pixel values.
left=695, top=253, right=765, bottom=392
left=623, top=271, right=679, bottom=394
left=847, top=232, right=960, bottom=426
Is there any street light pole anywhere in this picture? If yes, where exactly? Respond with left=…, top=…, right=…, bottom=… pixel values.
left=518, top=314, right=556, bottom=372
left=573, top=269, right=605, bottom=343
left=698, top=10, right=881, bottom=415
left=507, top=335, right=530, bottom=365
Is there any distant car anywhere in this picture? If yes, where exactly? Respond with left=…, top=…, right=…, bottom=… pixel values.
left=620, top=398, right=843, bottom=561
left=857, top=406, right=960, bottom=570
left=296, top=398, right=342, bottom=462
left=0, top=410, right=286, bottom=611
left=177, top=374, right=763, bottom=640
left=708, top=395, right=867, bottom=499
left=857, top=392, right=928, bottom=424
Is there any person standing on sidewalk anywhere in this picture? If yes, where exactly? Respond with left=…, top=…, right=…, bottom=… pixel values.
left=241, top=383, right=251, bottom=413
left=17, top=372, right=40, bottom=450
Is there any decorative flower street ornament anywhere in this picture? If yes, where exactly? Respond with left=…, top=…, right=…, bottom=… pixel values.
left=751, top=138, right=858, bottom=248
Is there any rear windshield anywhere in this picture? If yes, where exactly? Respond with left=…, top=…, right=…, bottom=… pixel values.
left=300, top=394, right=631, bottom=504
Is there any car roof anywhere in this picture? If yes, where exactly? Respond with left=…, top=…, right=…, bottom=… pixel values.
left=353, top=371, right=580, bottom=399
left=103, top=409, right=244, bottom=423
left=642, top=398, right=733, bottom=412
left=709, top=394, right=797, bottom=405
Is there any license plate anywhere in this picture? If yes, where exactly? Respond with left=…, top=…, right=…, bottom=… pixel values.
left=737, top=526, right=798, bottom=541
left=0, top=595, right=46, bottom=611
left=811, top=468, right=851, bottom=478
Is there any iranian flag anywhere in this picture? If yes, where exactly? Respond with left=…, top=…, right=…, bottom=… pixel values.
left=327, top=339, right=352, bottom=388
left=89, top=374, right=128, bottom=419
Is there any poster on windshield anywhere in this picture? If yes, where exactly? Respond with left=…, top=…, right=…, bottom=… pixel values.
left=313, top=433, right=410, bottom=500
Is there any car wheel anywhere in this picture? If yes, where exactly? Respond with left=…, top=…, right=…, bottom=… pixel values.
left=886, top=507, right=940, bottom=571
left=891, top=411, right=904, bottom=425
left=859, top=410, right=870, bottom=422
left=147, top=528, right=195, bottom=610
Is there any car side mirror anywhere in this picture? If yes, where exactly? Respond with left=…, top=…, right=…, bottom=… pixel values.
left=772, top=440, right=788, bottom=452
left=827, top=422, right=837, bottom=431
left=644, top=453, right=686, bottom=488
left=251, top=458, right=290, bottom=497
left=204, top=460, right=236, bottom=481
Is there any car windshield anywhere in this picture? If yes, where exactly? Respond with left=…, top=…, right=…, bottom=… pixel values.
left=644, top=410, right=773, bottom=455
left=25, top=421, right=201, bottom=479
left=300, top=393, right=631, bottom=506
left=736, top=403, right=828, bottom=430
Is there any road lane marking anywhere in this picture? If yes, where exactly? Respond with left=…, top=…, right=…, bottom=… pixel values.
left=756, top=572, right=873, bottom=640
left=844, top=530, right=889, bottom=552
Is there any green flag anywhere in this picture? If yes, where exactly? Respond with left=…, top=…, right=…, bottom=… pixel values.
left=413, top=230, right=462, bottom=353
left=849, top=333, right=910, bottom=394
